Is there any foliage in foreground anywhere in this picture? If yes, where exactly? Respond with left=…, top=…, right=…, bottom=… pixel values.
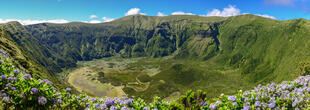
left=2, top=57, right=310, bottom=109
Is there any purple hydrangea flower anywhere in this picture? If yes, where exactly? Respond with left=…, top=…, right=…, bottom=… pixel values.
left=66, top=88, right=71, bottom=92
left=99, top=104, right=107, bottom=110
left=228, top=96, right=236, bottom=101
left=243, top=91, right=249, bottom=96
left=13, top=70, right=19, bottom=74
left=2, top=93, right=7, bottom=97
left=121, top=106, right=129, bottom=110
left=95, top=103, right=100, bottom=108
left=2, top=97, right=10, bottom=102
left=233, top=102, right=237, bottom=106
left=6, top=83, right=11, bottom=87
left=1, top=75, right=6, bottom=79
left=82, top=98, right=87, bottom=101
left=91, top=98, right=96, bottom=101
left=255, top=101, right=261, bottom=106
left=38, top=96, right=47, bottom=105
left=241, top=98, right=245, bottom=102
left=52, top=98, right=57, bottom=103
left=31, top=88, right=39, bottom=94
left=38, top=79, right=42, bottom=83
left=262, top=103, right=268, bottom=108
left=12, top=77, right=17, bottom=81
left=42, top=79, right=49, bottom=83
left=143, top=107, right=149, bottom=110
left=120, top=100, right=126, bottom=105
left=57, top=99, right=63, bottom=104
left=307, top=88, right=310, bottom=92
left=19, top=94, right=24, bottom=98
left=255, top=97, right=259, bottom=100
left=7, top=77, right=13, bottom=81
left=201, top=101, right=207, bottom=106
left=11, top=87, right=16, bottom=91
left=243, top=105, right=250, bottom=110
left=125, top=98, right=133, bottom=105
left=262, top=92, right=268, bottom=98
left=99, top=98, right=104, bottom=101
left=40, top=79, right=53, bottom=85
left=0, top=60, right=3, bottom=64
left=216, top=101, right=221, bottom=105
left=23, top=74, right=32, bottom=80
left=269, top=102, right=276, bottom=108
left=209, top=104, right=217, bottom=109
left=110, top=106, right=118, bottom=110
left=105, top=98, right=115, bottom=105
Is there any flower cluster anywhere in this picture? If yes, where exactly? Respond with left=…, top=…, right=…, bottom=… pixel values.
left=199, top=75, right=310, bottom=109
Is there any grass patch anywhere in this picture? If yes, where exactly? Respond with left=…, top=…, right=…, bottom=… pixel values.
left=63, top=57, right=255, bottom=102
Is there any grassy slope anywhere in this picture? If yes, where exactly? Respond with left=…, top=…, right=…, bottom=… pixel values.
left=0, top=22, right=64, bottom=88
left=217, top=15, right=310, bottom=84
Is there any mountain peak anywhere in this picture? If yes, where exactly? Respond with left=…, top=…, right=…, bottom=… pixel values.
left=8, top=21, right=22, bottom=25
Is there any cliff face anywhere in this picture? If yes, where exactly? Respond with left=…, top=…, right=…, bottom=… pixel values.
left=23, top=15, right=225, bottom=72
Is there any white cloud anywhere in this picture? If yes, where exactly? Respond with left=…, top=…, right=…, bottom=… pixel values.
left=88, top=20, right=101, bottom=23
left=89, top=15, right=98, bottom=19
left=157, top=12, right=166, bottom=16
left=82, top=17, right=115, bottom=23
left=206, top=5, right=240, bottom=17
left=202, top=5, right=276, bottom=19
left=125, top=8, right=146, bottom=16
left=171, top=11, right=193, bottom=15
left=81, top=20, right=100, bottom=24
left=0, top=19, right=69, bottom=25
left=256, top=14, right=276, bottom=19
left=0, top=16, right=116, bottom=25
left=102, top=17, right=115, bottom=22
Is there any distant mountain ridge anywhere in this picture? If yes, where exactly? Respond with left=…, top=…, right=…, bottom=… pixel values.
left=22, top=15, right=226, bottom=73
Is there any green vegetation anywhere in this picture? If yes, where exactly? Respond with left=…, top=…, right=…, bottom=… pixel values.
left=2, top=57, right=310, bottom=109
left=2, top=14, right=310, bottom=104
left=120, top=57, right=251, bottom=102
left=0, top=22, right=64, bottom=89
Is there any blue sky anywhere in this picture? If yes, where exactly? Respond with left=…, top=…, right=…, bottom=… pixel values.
left=0, top=0, right=310, bottom=25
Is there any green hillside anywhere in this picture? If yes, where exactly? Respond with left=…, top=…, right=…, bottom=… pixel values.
left=2, top=14, right=310, bottom=101
left=24, top=15, right=226, bottom=71
left=0, top=22, right=64, bottom=88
